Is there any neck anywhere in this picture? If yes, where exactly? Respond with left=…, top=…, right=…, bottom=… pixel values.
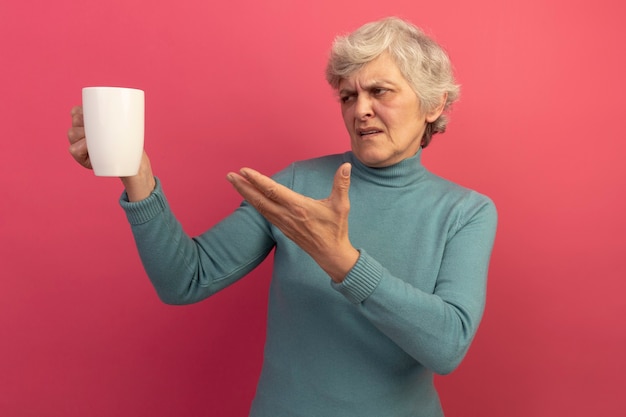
left=347, top=149, right=426, bottom=188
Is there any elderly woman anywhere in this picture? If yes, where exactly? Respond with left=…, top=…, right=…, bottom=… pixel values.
left=68, top=17, right=497, bottom=417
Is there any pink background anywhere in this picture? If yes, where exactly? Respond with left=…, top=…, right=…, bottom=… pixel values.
left=1, top=0, right=625, bottom=415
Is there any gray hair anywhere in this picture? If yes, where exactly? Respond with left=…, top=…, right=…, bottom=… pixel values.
left=325, top=17, right=460, bottom=148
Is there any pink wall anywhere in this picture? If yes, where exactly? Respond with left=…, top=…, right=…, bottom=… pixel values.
left=1, top=0, right=625, bottom=415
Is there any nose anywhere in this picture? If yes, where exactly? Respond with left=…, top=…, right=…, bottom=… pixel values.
left=355, top=95, right=374, bottom=120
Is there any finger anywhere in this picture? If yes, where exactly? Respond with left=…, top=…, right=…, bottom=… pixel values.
left=68, top=138, right=93, bottom=169
left=71, top=106, right=84, bottom=127
left=68, top=106, right=85, bottom=145
left=67, top=126, right=85, bottom=145
left=226, top=172, right=260, bottom=200
left=328, top=163, right=351, bottom=209
left=227, top=171, right=286, bottom=221
left=239, top=167, right=300, bottom=205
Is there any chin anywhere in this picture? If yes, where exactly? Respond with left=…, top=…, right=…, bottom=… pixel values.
left=351, top=143, right=396, bottom=167
left=354, top=153, right=391, bottom=168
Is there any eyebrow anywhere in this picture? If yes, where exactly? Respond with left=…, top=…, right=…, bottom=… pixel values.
left=338, top=79, right=397, bottom=96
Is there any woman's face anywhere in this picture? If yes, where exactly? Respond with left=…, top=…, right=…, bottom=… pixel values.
left=338, top=53, right=442, bottom=168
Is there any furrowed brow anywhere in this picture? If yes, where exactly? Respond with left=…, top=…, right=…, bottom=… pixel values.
left=338, top=87, right=356, bottom=96
left=363, top=79, right=395, bottom=90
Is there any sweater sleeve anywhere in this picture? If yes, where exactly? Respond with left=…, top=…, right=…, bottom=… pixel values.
left=332, top=192, right=497, bottom=375
left=120, top=177, right=276, bottom=305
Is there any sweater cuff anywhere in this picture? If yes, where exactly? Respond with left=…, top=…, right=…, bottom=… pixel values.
left=331, top=249, right=383, bottom=304
left=119, top=177, right=168, bottom=225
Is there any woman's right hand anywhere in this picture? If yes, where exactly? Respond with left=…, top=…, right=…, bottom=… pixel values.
left=67, top=106, right=92, bottom=170
left=67, top=106, right=156, bottom=202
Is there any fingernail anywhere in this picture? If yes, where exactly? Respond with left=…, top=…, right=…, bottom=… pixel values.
left=342, top=164, right=351, bottom=177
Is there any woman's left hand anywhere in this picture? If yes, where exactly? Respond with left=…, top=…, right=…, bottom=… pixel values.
left=226, top=163, right=359, bottom=283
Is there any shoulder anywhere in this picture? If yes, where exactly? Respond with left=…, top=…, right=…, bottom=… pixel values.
left=423, top=171, right=497, bottom=230
left=426, top=169, right=494, bottom=205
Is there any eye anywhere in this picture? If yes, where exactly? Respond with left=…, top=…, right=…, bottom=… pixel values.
left=339, top=94, right=356, bottom=104
left=372, top=87, right=388, bottom=96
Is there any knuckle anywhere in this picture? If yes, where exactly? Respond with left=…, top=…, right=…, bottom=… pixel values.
left=264, top=186, right=279, bottom=201
left=337, top=200, right=351, bottom=216
left=67, top=127, right=84, bottom=143
left=72, top=114, right=83, bottom=126
left=291, top=205, right=308, bottom=221
left=253, top=197, right=268, bottom=215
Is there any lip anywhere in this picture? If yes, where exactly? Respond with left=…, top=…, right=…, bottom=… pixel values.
left=357, top=126, right=384, bottom=137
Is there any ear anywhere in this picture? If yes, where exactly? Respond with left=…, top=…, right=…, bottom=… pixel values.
left=425, top=92, right=448, bottom=123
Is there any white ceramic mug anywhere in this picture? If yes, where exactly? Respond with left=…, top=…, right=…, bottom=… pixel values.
left=82, top=87, right=145, bottom=177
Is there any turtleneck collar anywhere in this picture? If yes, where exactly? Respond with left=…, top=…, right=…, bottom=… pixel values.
left=344, top=149, right=427, bottom=188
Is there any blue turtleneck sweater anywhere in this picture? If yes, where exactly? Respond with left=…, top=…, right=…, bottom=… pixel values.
left=121, top=150, right=497, bottom=417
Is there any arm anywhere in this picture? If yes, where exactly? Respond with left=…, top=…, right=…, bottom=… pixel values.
left=68, top=106, right=275, bottom=303
left=225, top=160, right=496, bottom=374
left=120, top=179, right=276, bottom=305
left=334, top=195, right=497, bottom=374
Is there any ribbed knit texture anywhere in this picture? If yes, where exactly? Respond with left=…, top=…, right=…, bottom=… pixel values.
left=120, top=150, right=497, bottom=417
left=332, top=249, right=383, bottom=304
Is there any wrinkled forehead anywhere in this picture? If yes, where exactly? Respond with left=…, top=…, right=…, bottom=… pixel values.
left=337, top=53, right=409, bottom=91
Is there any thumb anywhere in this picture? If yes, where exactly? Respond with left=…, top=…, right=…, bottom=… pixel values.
left=329, top=163, right=351, bottom=206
